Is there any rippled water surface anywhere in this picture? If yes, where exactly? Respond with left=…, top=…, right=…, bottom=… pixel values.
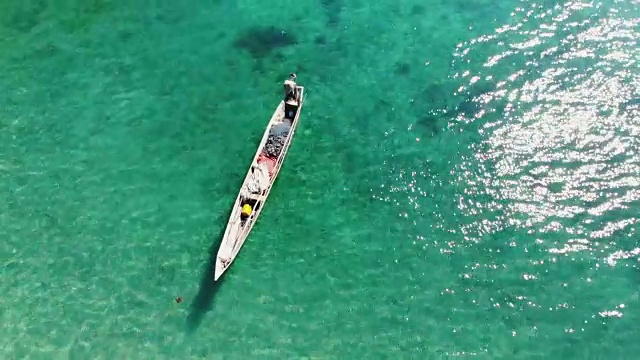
left=372, top=0, right=640, bottom=356
left=1, top=0, right=639, bottom=358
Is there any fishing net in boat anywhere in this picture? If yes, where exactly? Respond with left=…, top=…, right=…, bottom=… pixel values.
left=263, top=134, right=287, bottom=158
left=264, top=124, right=290, bottom=158
left=243, top=162, right=270, bottom=195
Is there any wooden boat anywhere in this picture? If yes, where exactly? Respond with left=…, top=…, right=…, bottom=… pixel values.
left=214, top=84, right=305, bottom=280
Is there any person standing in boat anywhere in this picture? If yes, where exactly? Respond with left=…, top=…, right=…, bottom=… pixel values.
left=283, top=73, right=298, bottom=102
left=283, top=73, right=299, bottom=120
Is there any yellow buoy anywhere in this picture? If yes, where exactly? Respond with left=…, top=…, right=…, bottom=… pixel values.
left=241, top=204, right=252, bottom=217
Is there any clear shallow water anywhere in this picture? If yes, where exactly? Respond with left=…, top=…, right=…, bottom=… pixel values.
left=1, top=0, right=639, bottom=358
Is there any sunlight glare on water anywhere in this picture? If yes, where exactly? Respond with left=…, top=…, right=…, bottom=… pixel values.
left=454, top=0, right=640, bottom=258
left=436, top=1, right=640, bottom=352
left=372, top=1, right=640, bottom=354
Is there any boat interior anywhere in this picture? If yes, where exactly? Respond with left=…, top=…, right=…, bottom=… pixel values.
left=240, top=197, right=261, bottom=223
left=237, top=86, right=303, bottom=225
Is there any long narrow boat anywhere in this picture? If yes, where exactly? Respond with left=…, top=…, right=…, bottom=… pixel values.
left=214, top=84, right=305, bottom=280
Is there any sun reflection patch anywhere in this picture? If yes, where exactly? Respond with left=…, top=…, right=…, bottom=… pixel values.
left=450, top=1, right=640, bottom=264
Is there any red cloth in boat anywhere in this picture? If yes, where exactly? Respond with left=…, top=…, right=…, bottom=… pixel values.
left=257, top=153, right=276, bottom=176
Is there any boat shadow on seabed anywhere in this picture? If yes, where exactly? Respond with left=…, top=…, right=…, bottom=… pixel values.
left=186, top=225, right=227, bottom=334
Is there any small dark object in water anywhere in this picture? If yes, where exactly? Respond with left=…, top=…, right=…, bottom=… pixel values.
left=175, top=296, right=182, bottom=304
left=395, top=62, right=411, bottom=75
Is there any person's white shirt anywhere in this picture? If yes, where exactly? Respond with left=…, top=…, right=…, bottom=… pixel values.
left=283, top=74, right=297, bottom=102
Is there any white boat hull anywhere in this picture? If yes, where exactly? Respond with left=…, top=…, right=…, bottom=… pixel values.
left=214, top=86, right=305, bottom=280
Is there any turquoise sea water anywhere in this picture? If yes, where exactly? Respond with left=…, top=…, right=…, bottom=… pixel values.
left=1, top=0, right=639, bottom=358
